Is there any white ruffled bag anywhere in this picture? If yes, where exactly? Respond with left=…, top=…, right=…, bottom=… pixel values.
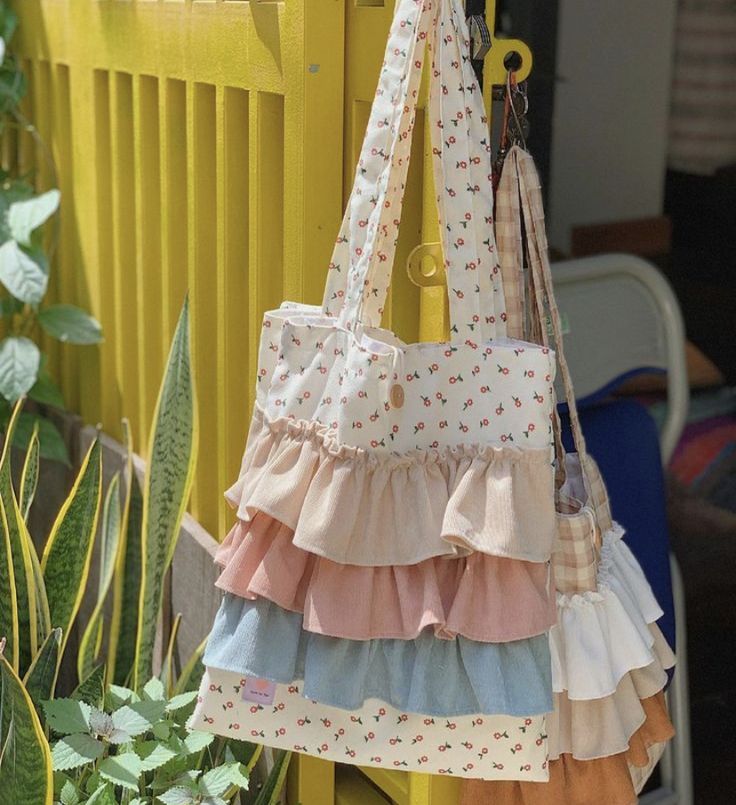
left=190, top=0, right=560, bottom=782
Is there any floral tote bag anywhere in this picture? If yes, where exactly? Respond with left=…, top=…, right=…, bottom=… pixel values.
left=190, top=0, right=566, bottom=782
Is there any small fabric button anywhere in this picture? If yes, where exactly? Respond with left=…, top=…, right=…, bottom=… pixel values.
left=390, top=383, right=405, bottom=409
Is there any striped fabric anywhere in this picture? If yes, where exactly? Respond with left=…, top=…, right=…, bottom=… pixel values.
left=668, top=0, right=736, bottom=175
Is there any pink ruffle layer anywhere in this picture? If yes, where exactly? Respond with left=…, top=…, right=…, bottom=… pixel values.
left=215, top=513, right=556, bottom=643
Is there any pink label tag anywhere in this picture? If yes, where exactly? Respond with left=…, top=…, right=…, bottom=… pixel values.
left=242, top=678, right=277, bottom=705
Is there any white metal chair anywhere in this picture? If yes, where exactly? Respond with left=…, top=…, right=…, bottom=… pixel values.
left=552, top=253, right=693, bottom=805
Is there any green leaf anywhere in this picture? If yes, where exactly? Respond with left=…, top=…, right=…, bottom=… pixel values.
left=22, top=627, right=62, bottom=717
left=109, top=424, right=142, bottom=686
left=98, top=753, right=143, bottom=792
left=105, top=684, right=137, bottom=710
left=70, top=664, right=106, bottom=710
left=166, top=691, right=198, bottom=713
left=181, top=730, right=215, bottom=755
left=0, top=240, right=47, bottom=303
left=19, top=420, right=40, bottom=521
left=0, top=400, right=46, bottom=672
left=0, top=496, right=19, bottom=672
left=0, top=651, right=53, bottom=804
left=59, top=779, right=80, bottom=805
left=42, top=699, right=90, bottom=736
left=142, top=676, right=165, bottom=701
left=28, top=371, right=65, bottom=409
left=0, top=296, right=22, bottom=317
left=174, top=636, right=206, bottom=696
left=253, top=751, right=291, bottom=805
left=13, top=412, right=70, bottom=467
left=51, top=734, right=104, bottom=772
left=37, top=304, right=103, bottom=346
left=161, top=613, right=181, bottom=697
left=84, top=783, right=116, bottom=805
left=225, top=740, right=262, bottom=774
left=134, top=299, right=197, bottom=687
left=0, top=336, right=40, bottom=402
left=135, top=741, right=178, bottom=772
left=6, top=189, right=60, bottom=246
left=158, top=789, right=195, bottom=805
left=200, top=762, right=249, bottom=797
left=41, top=439, right=102, bottom=659
left=1, top=487, right=44, bottom=674
left=110, top=699, right=166, bottom=739
left=78, top=473, right=122, bottom=683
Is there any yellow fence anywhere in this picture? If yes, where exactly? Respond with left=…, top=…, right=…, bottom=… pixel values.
left=8, top=1, right=529, bottom=801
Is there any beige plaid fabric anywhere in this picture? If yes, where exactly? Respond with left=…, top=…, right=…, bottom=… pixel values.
left=499, top=147, right=615, bottom=595
left=552, top=455, right=611, bottom=594
left=495, top=164, right=525, bottom=340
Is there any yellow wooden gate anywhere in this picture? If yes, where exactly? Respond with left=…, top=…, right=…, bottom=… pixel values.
left=8, top=1, right=529, bottom=801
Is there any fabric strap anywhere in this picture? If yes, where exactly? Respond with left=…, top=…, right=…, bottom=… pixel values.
left=500, top=146, right=613, bottom=532
left=322, top=0, right=506, bottom=343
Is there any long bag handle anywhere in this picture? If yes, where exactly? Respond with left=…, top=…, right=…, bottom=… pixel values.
left=322, top=0, right=506, bottom=344
left=503, top=146, right=613, bottom=533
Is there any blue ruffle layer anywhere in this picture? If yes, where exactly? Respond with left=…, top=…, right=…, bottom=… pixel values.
left=204, top=593, right=553, bottom=717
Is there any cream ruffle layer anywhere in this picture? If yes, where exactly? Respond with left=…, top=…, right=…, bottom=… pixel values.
left=225, top=407, right=557, bottom=566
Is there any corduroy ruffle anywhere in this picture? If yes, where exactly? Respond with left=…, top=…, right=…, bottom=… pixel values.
left=225, top=408, right=557, bottom=566
left=203, top=594, right=553, bottom=717
left=214, top=514, right=556, bottom=642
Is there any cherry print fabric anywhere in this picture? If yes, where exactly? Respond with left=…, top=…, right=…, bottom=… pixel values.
left=190, top=668, right=550, bottom=782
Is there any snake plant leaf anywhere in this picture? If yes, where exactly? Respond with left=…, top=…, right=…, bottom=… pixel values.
left=108, top=420, right=142, bottom=686
left=6, top=189, right=60, bottom=247
left=174, top=635, right=206, bottom=695
left=0, top=652, right=53, bottom=804
left=3, top=409, right=49, bottom=652
left=0, top=497, right=19, bottom=671
left=9, top=493, right=46, bottom=667
left=0, top=399, right=33, bottom=671
left=134, top=299, right=197, bottom=687
left=253, top=750, right=292, bottom=805
left=22, top=627, right=62, bottom=717
left=41, top=439, right=102, bottom=660
left=19, top=421, right=39, bottom=521
left=161, top=612, right=182, bottom=696
left=77, top=473, right=122, bottom=683
left=71, top=664, right=106, bottom=710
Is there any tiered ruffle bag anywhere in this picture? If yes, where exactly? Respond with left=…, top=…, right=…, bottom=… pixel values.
left=191, top=0, right=561, bottom=782
left=459, top=148, right=675, bottom=802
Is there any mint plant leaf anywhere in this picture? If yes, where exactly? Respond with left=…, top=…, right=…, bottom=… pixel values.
left=51, top=734, right=105, bottom=771
left=43, top=699, right=91, bottom=736
left=98, top=752, right=143, bottom=791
